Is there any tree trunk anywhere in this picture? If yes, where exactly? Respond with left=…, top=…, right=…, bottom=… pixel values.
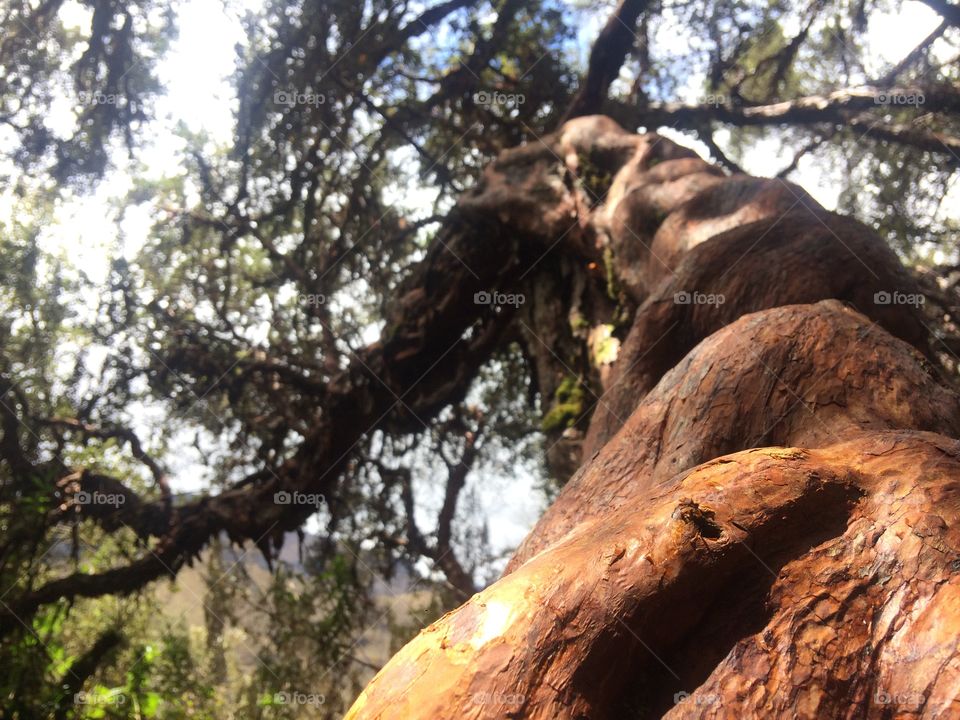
left=345, top=117, right=960, bottom=719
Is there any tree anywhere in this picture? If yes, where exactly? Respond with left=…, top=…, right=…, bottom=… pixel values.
left=1, top=0, right=959, bottom=717
left=345, top=114, right=960, bottom=719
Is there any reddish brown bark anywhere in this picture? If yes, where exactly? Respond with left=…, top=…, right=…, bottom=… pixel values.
left=346, top=117, right=960, bottom=719
left=511, top=301, right=960, bottom=571
left=349, top=432, right=960, bottom=719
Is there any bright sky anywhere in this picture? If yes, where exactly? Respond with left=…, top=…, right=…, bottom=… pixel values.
left=20, top=0, right=957, bottom=560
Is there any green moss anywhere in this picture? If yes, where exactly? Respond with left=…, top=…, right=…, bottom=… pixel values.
left=556, top=376, right=583, bottom=404
left=541, top=377, right=585, bottom=432
left=541, top=402, right=581, bottom=432
left=613, top=302, right=632, bottom=330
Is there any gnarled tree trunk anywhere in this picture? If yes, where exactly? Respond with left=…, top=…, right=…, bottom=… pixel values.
left=345, top=117, right=960, bottom=719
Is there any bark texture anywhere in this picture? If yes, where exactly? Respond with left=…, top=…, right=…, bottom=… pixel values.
left=349, top=433, right=960, bottom=719
left=347, top=117, right=960, bottom=719
left=510, top=301, right=959, bottom=570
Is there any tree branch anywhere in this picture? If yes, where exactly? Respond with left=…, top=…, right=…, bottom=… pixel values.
left=611, top=86, right=960, bottom=163
left=52, top=629, right=123, bottom=720
left=394, top=413, right=482, bottom=602
left=634, top=86, right=960, bottom=125
left=874, top=19, right=949, bottom=86
left=561, top=0, right=652, bottom=123
left=0, top=204, right=533, bottom=629
left=776, top=129, right=837, bottom=177
left=695, top=126, right=743, bottom=174
left=41, top=417, right=169, bottom=500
